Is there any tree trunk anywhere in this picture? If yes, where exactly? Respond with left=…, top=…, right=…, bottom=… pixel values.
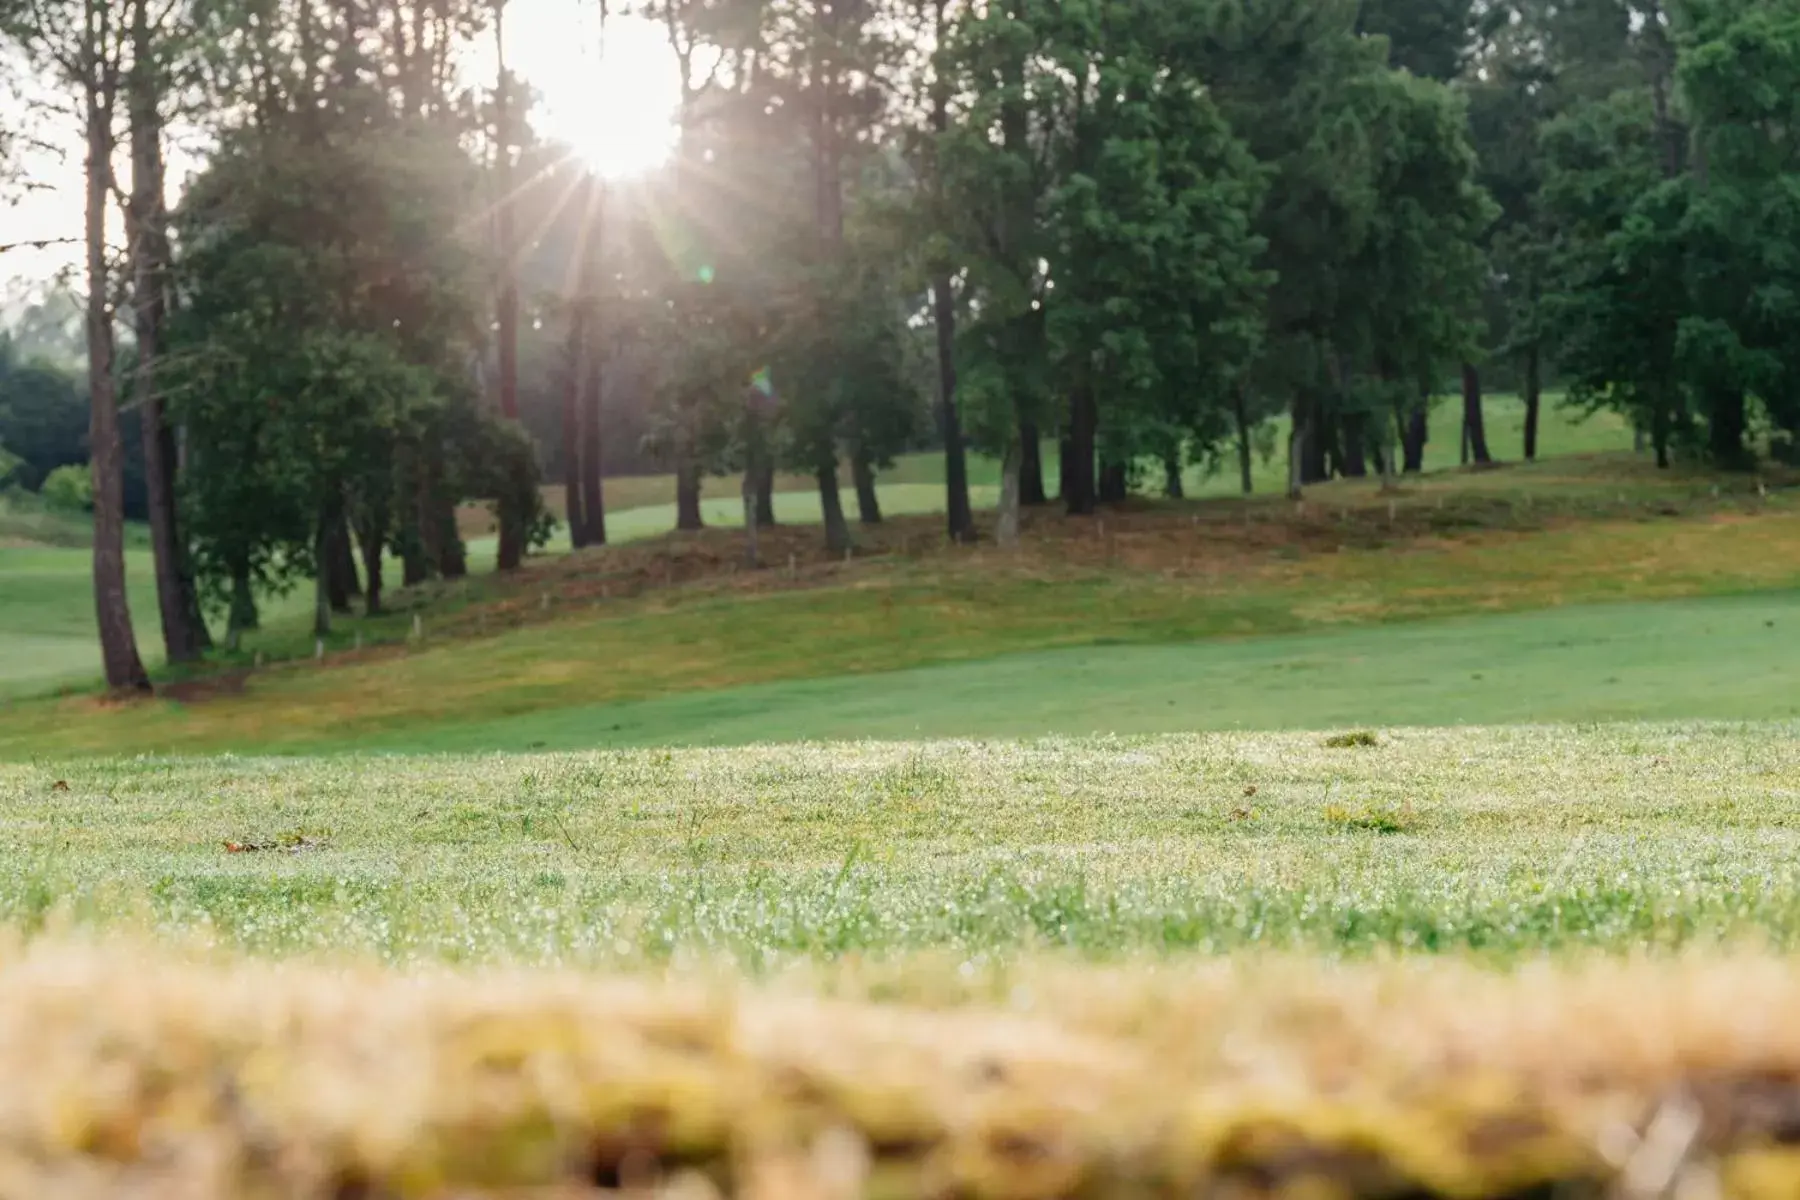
left=676, top=455, right=704, bottom=531
left=818, top=457, right=851, bottom=553
left=851, top=449, right=882, bottom=524
left=1098, top=460, right=1129, bottom=504
left=1652, top=394, right=1672, bottom=468
left=357, top=512, right=385, bottom=618
left=226, top=561, right=258, bottom=651
left=86, top=68, right=151, bottom=693
left=1064, top=386, right=1097, bottom=516
left=561, top=303, right=587, bottom=548
left=128, top=0, right=205, bottom=665
left=995, top=433, right=1021, bottom=548
left=492, top=0, right=525, bottom=573
left=579, top=306, right=606, bottom=546
left=1287, top=415, right=1306, bottom=500
left=1402, top=404, right=1428, bottom=472
left=1340, top=411, right=1368, bottom=478
left=313, top=514, right=334, bottom=638
left=1234, top=386, right=1254, bottom=494
left=1708, top=386, right=1749, bottom=468
left=1461, top=362, right=1492, bottom=464
left=1163, top=452, right=1184, bottom=499
left=1300, top=398, right=1328, bottom=485
left=1522, top=346, right=1541, bottom=462
left=756, top=462, right=777, bottom=526
left=435, top=488, right=466, bottom=579
left=932, top=272, right=973, bottom=542
left=741, top=462, right=760, bottom=567
left=325, top=512, right=355, bottom=613
left=1019, top=419, right=1048, bottom=505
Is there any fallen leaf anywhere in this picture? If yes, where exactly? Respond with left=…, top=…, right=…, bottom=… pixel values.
left=1230, top=807, right=1255, bottom=822
left=49, top=781, right=69, bottom=792
left=1242, top=785, right=1258, bottom=797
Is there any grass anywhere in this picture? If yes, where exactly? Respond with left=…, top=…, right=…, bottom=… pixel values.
left=8, top=474, right=1799, bottom=757
left=7, top=403, right=1800, bottom=1196
left=12, top=940, right=1800, bottom=1198
left=4, top=723, right=1799, bottom=964
left=0, top=392, right=1629, bottom=700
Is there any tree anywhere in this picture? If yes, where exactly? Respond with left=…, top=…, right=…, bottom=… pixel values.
left=166, top=92, right=486, bottom=637
left=125, top=0, right=211, bottom=662
left=3, top=0, right=152, bottom=691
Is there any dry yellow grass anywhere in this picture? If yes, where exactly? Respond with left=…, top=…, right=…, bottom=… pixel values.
left=8, top=939, right=1800, bottom=1198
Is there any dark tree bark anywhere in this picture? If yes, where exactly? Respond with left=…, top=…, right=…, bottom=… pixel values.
left=128, top=0, right=206, bottom=664
left=932, top=272, right=973, bottom=542
left=1098, top=460, right=1129, bottom=504
left=492, top=1, right=526, bottom=572
left=355, top=509, right=386, bottom=617
left=676, top=456, right=704, bottom=531
left=1064, top=386, right=1097, bottom=515
left=325, top=512, right=356, bottom=613
left=1652, top=397, right=1672, bottom=468
left=561, top=304, right=587, bottom=548
left=1057, top=434, right=1072, bottom=504
left=1340, top=412, right=1368, bottom=478
left=817, top=457, right=851, bottom=553
left=1522, top=346, right=1542, bottom=462
left=313, top=515, right=335, bottom=637
left=432, top=482, right=466, bottom=579
left=579, top=307, right=606, bottom=546
left=226, top=560, right=258, bottom=651
left=1708, top=386, right=1750, bottom=468
left=851, top=449, right=882, bottom=524
left=86, top=57, right=150, bottom=692
left=756, top=462, right=777, bottom=526
left=1019, top=419, right=1048, bottom=506
left=1163, top=453, right=1184, bottom=498
left=1461, top=363, right=1493, bottom=464
left=1234, top=386, right=1254, bottom=495
left=402, top=534, right=429, bottom=587
left=1402, top=406, right=1428, bottom=473
left=1294, top=396, right=1327, bottom=486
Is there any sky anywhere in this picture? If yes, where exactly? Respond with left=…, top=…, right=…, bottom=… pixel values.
left=1, top=0, right=682, bottom=300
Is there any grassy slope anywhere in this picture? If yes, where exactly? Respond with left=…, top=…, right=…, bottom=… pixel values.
left=0, top=393, right=1621, bottom=699
left=366, top=591, right=1800, bottom=753
left=3, top=724, right=1797, bottom=963
left=7, top=480, right=1799, bottom=757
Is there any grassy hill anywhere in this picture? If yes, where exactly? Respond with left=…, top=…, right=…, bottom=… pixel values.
left=0, top=392, right=1629, bottom=703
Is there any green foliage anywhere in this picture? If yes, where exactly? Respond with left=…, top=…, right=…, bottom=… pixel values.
left=39, top=463, right=93, bottom=513
left=0, top=335, right=87, bottom=493
left=165, top=93, right=484, bottom=613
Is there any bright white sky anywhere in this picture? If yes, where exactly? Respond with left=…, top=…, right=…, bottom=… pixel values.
left=1, top=0, right=682, bottom=297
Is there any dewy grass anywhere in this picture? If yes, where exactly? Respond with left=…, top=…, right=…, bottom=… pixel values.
left=3, top=723, right=1798, bottom=966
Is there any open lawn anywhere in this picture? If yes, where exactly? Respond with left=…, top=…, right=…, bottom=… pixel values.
left=3, top=724, right=1797, bottom=963
left=4, top=725, right=1800, bottom=1195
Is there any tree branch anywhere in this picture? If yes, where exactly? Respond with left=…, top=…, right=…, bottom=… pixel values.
left=0, top=236, right=82, bottom=255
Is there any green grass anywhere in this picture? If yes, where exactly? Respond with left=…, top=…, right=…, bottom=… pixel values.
left=0, top=544, right=162, bottom=700
left=329, top=591, right=1800, bottom=754
left=1, top=723, right=1796, bottom=966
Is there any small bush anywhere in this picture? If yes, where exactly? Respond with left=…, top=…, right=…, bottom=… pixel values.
left=40, top=463, right=93, bottom=514
left=1323, top=730, right=1380, bottom=749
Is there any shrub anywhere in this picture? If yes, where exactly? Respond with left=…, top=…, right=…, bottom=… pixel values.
left=39, top=463, right=93, bottom=513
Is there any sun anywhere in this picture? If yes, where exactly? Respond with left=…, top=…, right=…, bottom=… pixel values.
left=508, top=0, right=682, bottom=180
